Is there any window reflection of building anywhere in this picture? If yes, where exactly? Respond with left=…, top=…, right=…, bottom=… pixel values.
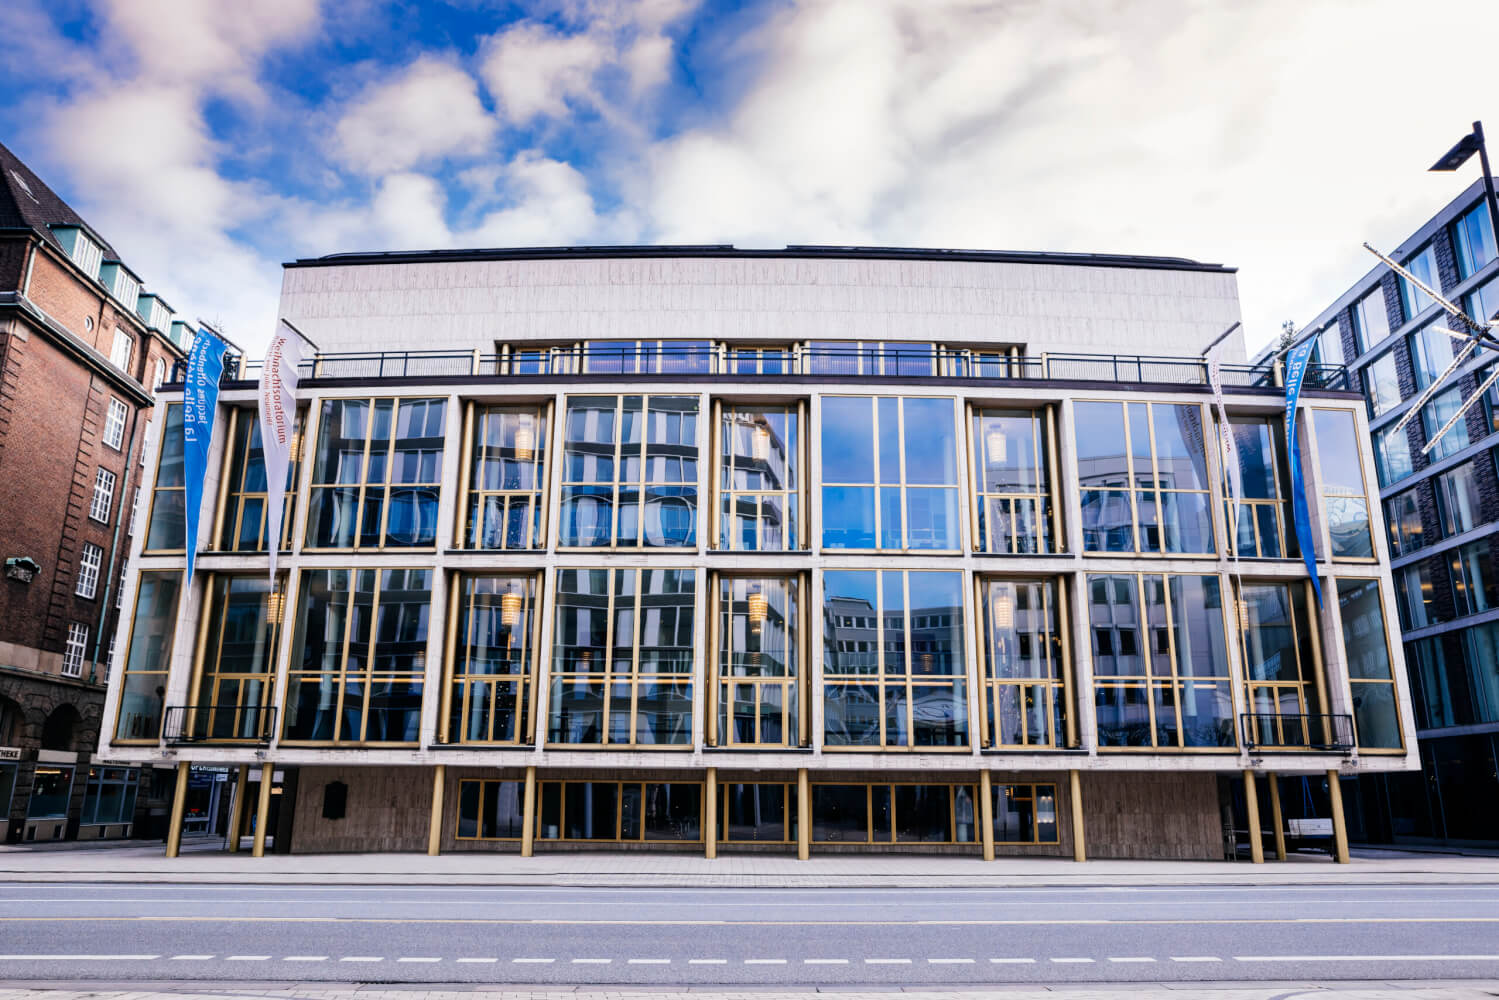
left=810, top=782, right=977, bottom=843
left=1239, top=580, right=1328, bottom=747
left=822, top=570, right=967, bottom=749
left=979, top=578, right=1069, bottom=748
left=445, top=574, right=538, bottom=744
left=1309, top=408, right=1374, bottom=559
left=972, top=408, right=1057, bottom=554
left=220, top=408, right=305, bottom=552
left=188, top=574, right=284, bottom=741
left=548, top=568, right=695, bottom=746
left=717, top=404, right=801, bottom=551
left=1337, top=578, right=1402, bottom=751
left=462, top=406, right=548, bottom=550
left=143, top=404, right=186, bottom=552
left=1223, top=416, right=1294, bottom=559
left=114, top=570, right=183, bottom=742
left=713, top=576, right=802, bottom=747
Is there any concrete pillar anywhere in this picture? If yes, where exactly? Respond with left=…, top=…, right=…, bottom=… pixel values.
left=1243, top=769, right=1264, bottom=864
left=1068, top=770, right=1086, bottom=863
left=1267, top=772, right=1287, bottom=861
left=252, top=763, right=273, bottom=858
left=226, top=765, right=249, bottom=853
left=704, top=767, right=717, bottom=860
left=427, top=764, right=445, bottom=857
left=165, top=761, right=190, bottom=859
left=1327, top=769, right=1351, bottom=864
left=520, top=765, right=537, bottom=858
left=979, top=771, right=995, bottom=862
left=796, top=768, right=810, bottom=862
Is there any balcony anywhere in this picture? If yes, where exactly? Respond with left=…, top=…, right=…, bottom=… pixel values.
left=163, top=705, right=277, bottom=746
left=1240, top=713, right=1354, bottom=752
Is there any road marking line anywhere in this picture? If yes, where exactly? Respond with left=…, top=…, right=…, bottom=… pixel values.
left=928, top=958, right=975, bottom=964
left=804, top=959, right=849, bottom=964
left=1171, top=956, right=1222, bottom=962
left=865, top=958, right=912, bottom=964
left=989, top=957, right=1036, bottom=964
left=628, top=958, right=670, bottom=964
left=170, top=955, right=214, bottom=961
left=397, top=957, right=441, bottom=963
left=745, top=958, right=787, bottom=964
left=687, top=959, right=727, bottom=964
left=1108, top=956, right=1157, bottom=963
left=509, top=958, right=551, bottom=964
left=458, top=958, right=499, bottom=963
left=284, top=956, right=328, bottom=962
left=0, top=955, right=160, bottom=961
left=571, top=958, right=611, bottom=964
left=226, top=955, right=270, bottom=961
left=1050, top=957, right=1095, bottom=963
left=340, top=956, right=383, bottom=962
left=1235, top=954, right=1499, bottom=962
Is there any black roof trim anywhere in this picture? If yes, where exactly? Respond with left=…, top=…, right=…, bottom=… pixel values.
left=286, top=243, right=1235, bottom=274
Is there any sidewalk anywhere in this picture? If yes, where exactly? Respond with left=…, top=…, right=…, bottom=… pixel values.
left=2, top=841, right=1498, bottom=887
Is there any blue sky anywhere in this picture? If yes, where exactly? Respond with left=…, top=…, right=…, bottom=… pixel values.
left=3, top=0, right=1497, bottom=356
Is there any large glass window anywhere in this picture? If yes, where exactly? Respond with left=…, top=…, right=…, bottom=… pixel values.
left=456, top=779, right=525, bottom=840
left=1450, top=537, right=1499, bottom=618
left=807, top=341, right=937, bottom=376
left=1465, top=275, right=1499, bottom=330
left=822, top=570, right=967, bottom=749
left=446, top=574, right=538, bottom=745
left=1239, top=581, right=1327, bottom=747
left=144, top=404, right=185, bottom=551
left=1396, top=561, right=1442, bottom=630
left=114, top=571, right=182, bottom=741
left=1089, top=573, right=1233, bottom=749
left=305, top=398, right=446, bottom=549
left=1422, top=387, right=1472, bottom=460
left=1409, top=622, right=1499, bottom=729
left=188, top=575, right=284, bottom=741
left=1353, top=287, right=1391, bottom=354
left=811, top=783, right=977, bottom=844
left=548, top=568, right=695, bottom=746
left=1337, top=579, right=1402, bottom=750
left=992, top=783, right=1060, bottom=844
left=717, top=403, right=801, bottom=551
left=713, top=576, right=802, bottom=748
left=1373, top=424, right=1414, bottom=486
left=978, top=578, right=1068, bottom=748
left=1314, top=322, right=1345, bottom=368
left=972, top=408, right=1057, bottom=554
left=1225, top=416, right=1294, bottom=559
left=220, top=409, right=304, bottom=552
left=1401, top=244, right=1441, bottom=320
left=581, top=340, right=712, bottom=375
left=462, top=405, right=547, bottom=550
left=1453, top=201, right=1497, bottom=280
left=80, top=767, right=138, bottom=826
left=1364, top=351, right=1402, bottom=417
left=25, top=766, right=74, bottom=819
left=820, top=396, right=959, bottom=551
left=1385, top=487, right=1424, bottom=556
left=1076, top=401, right=1213, bottom=555
left=560, top=395, right=699, bottom=548
left=1410, top=322, right=1469, bottom=389
left=1435, top=461, right=1481, bottom=538
left=718, top=783, right=793, bottom=843
left=538, top=781, right=702, bottom=841
left=284, top=568, right=430, bottom=743
left=1310, top=409, right=1374, bottom=558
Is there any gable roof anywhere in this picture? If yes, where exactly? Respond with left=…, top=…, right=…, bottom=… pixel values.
left=0, top=139, right=119, bottom=258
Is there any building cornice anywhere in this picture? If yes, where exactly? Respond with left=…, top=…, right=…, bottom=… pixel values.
left=0, top=291, right=156, bottom=406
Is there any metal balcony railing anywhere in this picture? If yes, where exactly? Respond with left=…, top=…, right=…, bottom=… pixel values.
left=163, top=704, right=277, bottom=745
left=1240, top=712, right=1354, bottom=752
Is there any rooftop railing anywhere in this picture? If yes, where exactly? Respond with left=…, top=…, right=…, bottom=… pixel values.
left=174, top=344, right=1350, bottom=392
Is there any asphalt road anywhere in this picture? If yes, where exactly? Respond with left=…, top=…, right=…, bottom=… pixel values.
left=0, top=880, right=1496, bottom=985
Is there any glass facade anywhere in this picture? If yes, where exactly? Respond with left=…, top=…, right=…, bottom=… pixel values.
left=972, top=408, right=1056, bottom=554
left=114, top=571, right=182, bottom=741
left=1353, top=287, right=1391, bottom=354
left=463, top=406, right=547, bottom=549
left=190, top=575, right=284, bottom=741
left=1453, top=201, right=1497, bottom=280
left=1400, top=245, right=1440, bottom=319
left=144, top=404, right=185, bottom=551
left=1225, top=416, right=1294, bottom=559
left=718, top=404, right=800, bottom=550
left=978, top=578, right=1068, bottom=747
left=714, top=576, right=802, bottom=747
left=1240, top=581, right=1324, bottom=747
left=220, top=409, right=304, bottom=552
left=1364, top=351, right=1401, bottom=417
left=1337, top=579, right=1402, bottom=750
left=1310, top=409, right=1374, bottom=559
left=446, top=574, right=538, bottom=744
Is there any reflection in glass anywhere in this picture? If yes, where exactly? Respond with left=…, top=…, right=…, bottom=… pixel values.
left=719, top=405, right=799, bottom=550
left=979, top=578, right=1067, bottom=747
left=114, top=571, right=182, bottom=740
left=1224, top=416, right=1294, bottom=559
left=220, top=410, right=304, bottom=552
left=811, top=783, right=976, bottom=843
left=973, top=409, right=1055, bottom=554
left=192, top=574, right=284, bottom=741
left=465, top=406, right=547, bottom=549
left=992, top=783, right=1059, bottom=844
left=448, top=574, right=536, bottom=743
left=145, top=405, right=186, bottom=551
left=1240, top=581, right=1324, bottom=747
left=1337, top=579, right=1401, bottom=750
left=716, top=577, right=799, bottom=746
left=1309, top=409, right=1373, bottom=557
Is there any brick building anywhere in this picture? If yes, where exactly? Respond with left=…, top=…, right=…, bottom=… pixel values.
left=0, top=140, right=188, bottom=841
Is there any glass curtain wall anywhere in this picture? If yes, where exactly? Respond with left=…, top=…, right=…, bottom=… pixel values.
left=114, top=571, right=183, bottom=741
left=1225, top=416, right=1294, bottom=559
left=1089, top=573, right=1234, bottom=748
left=822, top=570, right=967, bottom=749
left=719, top=783, right=794, bottom=843
left=1309, top=409, right=1375, bottom=558
left=143, top=404, right=185, bottom=551
left=992, top=783, right=1060, bottom=844
left=457, top=779, right=525, bottom=840
left=1336, top=578, right=1402, bottom=750
left=446, top=574, right=538, bottom=744
left=972, top=408, right=1056, bottom=554
left=713, top=576, right=801, bottom=747
left=820, top=396, right=959, bottom=550
left=219, top=409, right=304, bottom=552
left=305, top=398, right=447, bottom=548
left=978, top=578, right=1068, bottom=748
left=1075, top=401, right=1214, bottom=554
left=560, top=395, right=699, bottom=547
left=806, top=341, right=937, bottom=376
left=811, top=783, right=978, bottom=844
left=284, top=568, right=431, bottom=743
left=548, top=568, right=695, bottom=746
left=1239, top=581, right=1327, bottom=747
left=538, top=781, right=702, bottom=841
left=463, top=405, right=548, bottom=549
left=1385, top=488, right=1424, bottom=556
left=189, top=575, right=284, bottom=741
left=717, top=403, right=800, bottom=550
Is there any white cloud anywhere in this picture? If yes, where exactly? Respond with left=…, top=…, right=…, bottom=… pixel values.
left=481, top=22, right=609, bottom=125
left=333, top=57, right=497, bottom=173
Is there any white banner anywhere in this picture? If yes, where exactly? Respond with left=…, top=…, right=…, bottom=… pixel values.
left=257, top=323, right=302, bottom=582
left=1205, top=342, right=1242, bottom=554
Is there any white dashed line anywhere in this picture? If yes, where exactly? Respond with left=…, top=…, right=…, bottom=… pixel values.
left=745, top=959, right=787, bottom=965
left=688, top=959, right=728, bottom=965
left=989, top=957, right=1036, bottom=964
left=398, top=957, right=441, bottom=963
left=458, top=958, right=500, bottom=964
left=226, top=956, right=270, bottom=962
left=572, top=958, right=612, bottom=964
left=628, top=958, right=671, bottom=964
left=340, top=956, right=383, bottom=963
left=0, top=955, right=159, bottom=961
left=1108, top=956, right=1157, bottom=963
left=509, top=958, right=552, bottom=964
left=804, top=959, right=849, bottom=964
left=1171, top=956, right=1222, bottom=963
left=1236, top=954, right=1499, bottom=962
left=284, top=956, right=328, bottom=962
left=1050, top=957, right=1095, bottom=963
left=865, top=958, right=912, bottom=964
left=928, top=958, right=975, bottom=964
left=170, top=955, right=214, bottom=961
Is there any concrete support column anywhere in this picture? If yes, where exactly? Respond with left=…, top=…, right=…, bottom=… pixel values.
left=165, top=761, right=190, bottom=859
left=1068, top=770, right=1085, bottom=863
left=427, top=764, right=445, bottom=857
left=796, top=768, right=810, bottom=862
left=1327, top=769, right=1351, bottom=864
left=520, top=765, right=537, bottom=859
left=979, top=770, right=995, bottom=862
left=1267, top=772, right=1287, bottom=861
left=226, top=765, right=249, bottom=853
left=704, top=767, right=717, bottom=860
left=1243, top=769, right=1264, bottom=864
left=252, top=763, right=273, bottom=859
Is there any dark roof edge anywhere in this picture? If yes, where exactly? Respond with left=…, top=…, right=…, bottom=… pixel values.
left=284, top=243, right=1236, bottom=274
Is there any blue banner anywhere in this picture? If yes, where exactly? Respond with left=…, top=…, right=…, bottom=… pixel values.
left=183, top=327, right=229, bottom=585
left=1284, top=338, right=1322, bottom=607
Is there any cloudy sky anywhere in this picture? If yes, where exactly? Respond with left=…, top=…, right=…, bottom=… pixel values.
left=3, top=0, right=1497, bottom=357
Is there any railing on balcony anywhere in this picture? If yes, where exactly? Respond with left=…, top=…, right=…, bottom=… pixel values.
left=163, top=704, right=277, bottom=746
left=170, top=345, right=1350, bottom=392
left=1240, top=712, right=1354, bottom=752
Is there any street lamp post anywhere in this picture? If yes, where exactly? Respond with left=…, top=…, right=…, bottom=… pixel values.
left=1430, top=120, right=1499, bottom=284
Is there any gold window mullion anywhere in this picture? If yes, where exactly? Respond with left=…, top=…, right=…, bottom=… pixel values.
left=629, top=569, right=643, bottom=745
left=375, top=401, right=401, bottom=549
left=1122, top=404, right=1142, bottom=554
left=359, top=576, right=381, bottom=743
left=1043, top=406, right=1060, bottom=554
left=454, top=402, right=474, bottom=548
left=903, top=571, right=914, bottom=745
left=965, top=405, right=980, bottom=552
left=974, top=578, right=990, bottom=748
left=1146, top=404, right=1163, bottom=554
left=1160, top=573, right=1183, bottom=748
left=440, top=574, right=460, bottom=743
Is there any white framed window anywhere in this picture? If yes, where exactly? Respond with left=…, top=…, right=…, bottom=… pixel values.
left=62, top=623, right=89, bottom=678
left=75, top=542, right=103, bottom=599
left=107, top=633, right=117, bottom=672
left=141, top=420, right=151, bottom=466
left=90, top=467, right=116, bottom=523
left=128, top=487, right=139, bottom=536
left=152, top=358, right=166, bottom=394
left=117, top=570, right=126, bottom=609
left=110, top=328, right=133, bottom=370
left=103, top=398, right=128, bottom=450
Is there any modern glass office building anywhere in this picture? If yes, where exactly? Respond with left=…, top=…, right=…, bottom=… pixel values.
left=99, top=246, right=1416, bottom=860
left=1288, top=180, right=1499, bottom=847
